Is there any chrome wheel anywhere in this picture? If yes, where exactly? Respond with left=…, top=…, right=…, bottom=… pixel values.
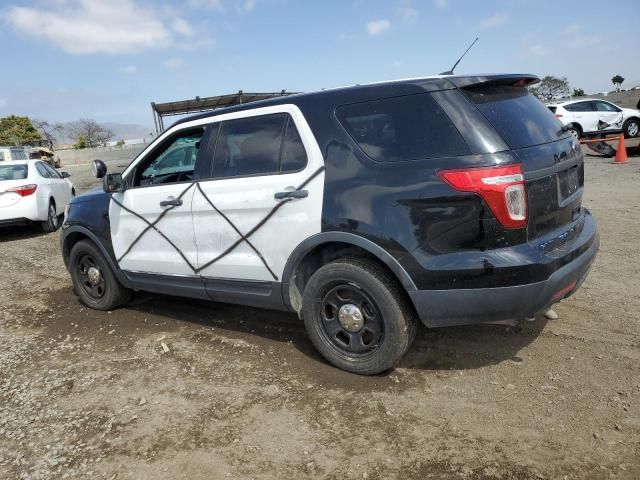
left=627, top=121, right=639, bottom=138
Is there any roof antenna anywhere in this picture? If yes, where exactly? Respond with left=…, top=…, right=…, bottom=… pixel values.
left=440, top=37, right=478, bottom=75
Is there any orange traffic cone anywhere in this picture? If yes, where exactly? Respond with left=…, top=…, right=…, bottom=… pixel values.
left=613, top=134, right=629, bottom=164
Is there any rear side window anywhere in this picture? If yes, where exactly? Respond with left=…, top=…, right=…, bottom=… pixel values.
left=212, top=113, right=307, bottom=178
left=463, top=85, right=563, bottom=149
left=564, top=101, right=594, bottom=112
left=337, top=93, right=470, bottom=162
left=0, top=164, right=28, bottom=180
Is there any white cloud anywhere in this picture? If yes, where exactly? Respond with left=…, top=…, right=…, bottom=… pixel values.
left=337, top=33, right=356, bottom=41
left=118, top=65, right=138, bottom=74
left=172, top=17, right=195, bottom=37
left=528, top=44, right=549, bottom=57
left=240, top=0, right=257, bottom=13
left=188, top=0, right=258, bottom=13
left=562, top=23, right=580, bottom=35
left=367, top=19, right=391, bottom=36
left=477, top=13, right=509, bottom=30
left=433, top=0, right=448, bottom=9
left=5, top=0, right=199, bottom=54
left=163, top=58, right=186, bottom=69
left=398, top=6, right=419, bottom=24
left=568, top=34, right=602, bottom=49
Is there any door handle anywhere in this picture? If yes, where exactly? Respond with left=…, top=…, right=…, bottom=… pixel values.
left=160, top=197, right=183, bottom=207
left=274, top=189, right=308, bottom=200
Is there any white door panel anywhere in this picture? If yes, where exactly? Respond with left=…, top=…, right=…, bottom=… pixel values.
left=192, top=105, right=325, bottom=282
left=193, top=169, right=324, bottom=281
left=110, top=184, right=197, bottom=276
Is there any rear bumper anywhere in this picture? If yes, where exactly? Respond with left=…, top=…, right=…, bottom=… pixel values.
left=409, top=211, right=599, bottom=327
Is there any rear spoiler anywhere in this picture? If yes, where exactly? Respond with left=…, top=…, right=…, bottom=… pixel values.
left=446, top=74, right=540, bottom=89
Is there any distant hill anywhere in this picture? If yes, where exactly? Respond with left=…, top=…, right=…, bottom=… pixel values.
left=101, top=122, right=154, bottom=142
left=56, top=121, right=154, bottom=145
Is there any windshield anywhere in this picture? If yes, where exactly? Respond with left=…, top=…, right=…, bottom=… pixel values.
left=463, top=85, right=564, bottom=149
left=0, top=164, right=28, bottom=181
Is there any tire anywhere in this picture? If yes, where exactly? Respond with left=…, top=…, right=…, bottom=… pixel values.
left=623, top=118, right=639, bottom=138
left=301, top=258, right=417, bottom=375
left=69, top=240, right=131, bottom=310
left=40, top=200, right=59, bottom=233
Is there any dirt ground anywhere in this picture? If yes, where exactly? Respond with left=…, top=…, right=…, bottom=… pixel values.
left=1, top=148, right=639, bottom=480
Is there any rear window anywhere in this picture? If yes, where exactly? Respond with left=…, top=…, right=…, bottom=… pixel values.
left=337, top=93, right=470, bottom=162
left=463, top=85, right=563, bottom=149
left=547, top=106, right=557, bottom=114
left=0, top=164, right=28, bottom=180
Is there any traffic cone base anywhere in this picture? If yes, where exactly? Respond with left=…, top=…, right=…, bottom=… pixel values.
left=612, top=134, right=629, bottom=164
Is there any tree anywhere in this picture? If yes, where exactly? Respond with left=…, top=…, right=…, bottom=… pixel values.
left=75, top=134, right=88, bottom=149
left=68, top=118, right=114, bottom=148
left=572, top=88, right=585, bottom=97
left=0, top=115, right=42, bottom=146
left=611, top=75, right=625, bottom=91
left=32, top=119, right=64, bottom=149
left=529, top=75, right=571, bottom=101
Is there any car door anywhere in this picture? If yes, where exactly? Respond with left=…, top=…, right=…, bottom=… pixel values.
left=192, top=105, right=325, bottom=286
left=594, top=101, right=623, bottom=132
left=109, top=126, right=206, bottom=276
left=40, top=162, right=70, bottom=207
left=566, top=101, right=598, bottom=133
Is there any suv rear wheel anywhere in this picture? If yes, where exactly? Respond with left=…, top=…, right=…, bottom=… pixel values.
left=69, top=240, right=131, bottom=310
left=301, top=258, right=417, bottom=375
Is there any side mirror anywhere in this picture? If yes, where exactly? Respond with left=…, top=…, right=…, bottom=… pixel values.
left=103, top=173, right=125, bottom=193
left=91, top=159, right=107, bottom=179
left=60, top=171, right=71, bottom=178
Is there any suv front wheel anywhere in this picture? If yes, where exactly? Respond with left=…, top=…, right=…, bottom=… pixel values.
left=69, top=240, right=131, bottom=310
left=301, top=258, right=417, bottom=375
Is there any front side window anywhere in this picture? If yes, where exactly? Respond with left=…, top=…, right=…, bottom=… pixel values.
left=42, top=162, right=61, bottom=178
left=595, top=101, right=620, bottom=112
left=212, top=113, right=307, bottom=178
left=337, top=93, right=470, bottom=162
left=136, top=128, right=203, bottom=186
left=35, top=162, right=51, bottom=178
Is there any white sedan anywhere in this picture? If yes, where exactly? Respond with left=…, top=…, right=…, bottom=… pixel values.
left=0, top=160, right=75, bottom=232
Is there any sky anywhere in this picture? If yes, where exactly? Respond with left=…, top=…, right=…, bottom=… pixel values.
left=0, top=0, right=638, bottom=129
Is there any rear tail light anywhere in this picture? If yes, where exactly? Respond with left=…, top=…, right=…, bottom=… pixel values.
left=438, top=164, right=527, bottom=228
left=7, top=184, right=37, bottom=196
left=555, top=114, right=563, bottom=118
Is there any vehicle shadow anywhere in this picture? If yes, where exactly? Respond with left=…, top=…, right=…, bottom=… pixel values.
left=123, top=292, right=547, bottom=374
left=0, top=224, right=50, bottom=242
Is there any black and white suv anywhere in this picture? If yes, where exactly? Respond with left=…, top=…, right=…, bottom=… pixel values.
left=61, top=74, right=599, bottom=375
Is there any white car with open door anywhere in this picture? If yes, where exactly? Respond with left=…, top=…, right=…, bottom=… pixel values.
left=547, top=99, right=640, bottom=139
left=0, top=160, right=75, bottom=232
